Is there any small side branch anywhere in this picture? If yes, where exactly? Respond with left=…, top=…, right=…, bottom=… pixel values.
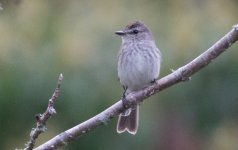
left=34, top=24, right=238, bottom=150
left=23, top=74, right=64, bottom=150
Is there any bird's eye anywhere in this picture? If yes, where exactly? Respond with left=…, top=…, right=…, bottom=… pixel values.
left=132, top=29, right=139, bottom=34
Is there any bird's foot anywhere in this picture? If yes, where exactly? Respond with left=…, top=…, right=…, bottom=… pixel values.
left=122, top=95, right=129, bottom=109
left=121, top=86, right=129, bottom=109
left=150, top=79, right=157, bottom=84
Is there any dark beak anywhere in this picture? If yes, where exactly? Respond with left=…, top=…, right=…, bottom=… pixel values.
left=115, top=30, right=126, bottom=36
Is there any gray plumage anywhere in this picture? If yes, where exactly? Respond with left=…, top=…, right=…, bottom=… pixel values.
left=115, top=21, right=161, bottom=134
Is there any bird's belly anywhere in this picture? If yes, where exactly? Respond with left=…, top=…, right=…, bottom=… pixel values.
left=118, top=54, right=159, bottom=91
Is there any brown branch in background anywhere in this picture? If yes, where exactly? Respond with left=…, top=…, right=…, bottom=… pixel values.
left=23, top=74, right=63, bottom=150
left=34, top=24, right=238, bottom=150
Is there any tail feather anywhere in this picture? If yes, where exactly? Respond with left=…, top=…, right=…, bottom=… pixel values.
left=117, top=105, right=139, bottom=135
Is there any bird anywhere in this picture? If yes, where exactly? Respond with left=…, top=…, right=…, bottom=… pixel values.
left=115, top=21, right=161, bottom=135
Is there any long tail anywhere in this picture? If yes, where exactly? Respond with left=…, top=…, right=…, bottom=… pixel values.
left=117, top=105, right=139, bottom=135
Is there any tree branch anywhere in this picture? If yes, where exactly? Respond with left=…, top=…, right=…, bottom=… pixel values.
left=34, top=24, right=238, bottom=150
left=23, top=74, right=64, bottom=150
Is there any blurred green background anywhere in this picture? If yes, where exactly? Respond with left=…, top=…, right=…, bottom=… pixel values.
left=0, top=0, right=238, bottom=150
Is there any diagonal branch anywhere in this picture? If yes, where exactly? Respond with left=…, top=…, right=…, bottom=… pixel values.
left=34, top=24, right=238, bottom=150
left=23, top=74, right=64, bottom=150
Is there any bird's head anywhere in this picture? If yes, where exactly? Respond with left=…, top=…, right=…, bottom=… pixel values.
left=115, top=21, right=153, bottom=42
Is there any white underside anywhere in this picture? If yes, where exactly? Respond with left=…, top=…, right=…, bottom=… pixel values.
left=118, top=46, right=160, bottom=91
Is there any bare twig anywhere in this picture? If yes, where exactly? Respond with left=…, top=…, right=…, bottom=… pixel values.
left=23, top=74, right=64, bottom=150
left=35, top=24, right=238, bottom=150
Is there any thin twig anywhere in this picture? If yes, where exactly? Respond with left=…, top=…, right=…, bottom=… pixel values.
left=23, top=74, right=64, bottom=150
left=35, top=24, right=238, bottom=150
